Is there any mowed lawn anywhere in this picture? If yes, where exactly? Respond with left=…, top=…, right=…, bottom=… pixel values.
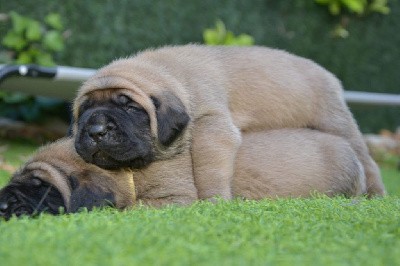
left=0, top=139, right=399, bottom=266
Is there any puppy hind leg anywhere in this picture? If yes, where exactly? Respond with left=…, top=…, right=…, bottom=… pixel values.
left=362, top=157, right=385, bottom=197
left=191, top=114, right=242, bottom=200
left=316, top=103, right=386, bottom=197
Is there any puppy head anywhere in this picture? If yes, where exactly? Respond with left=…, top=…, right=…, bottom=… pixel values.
left=0, top=138, right=135, bottom=220
left=0, top=175, right=64, bottom=220
left=73, top=71, right=190, bottom=170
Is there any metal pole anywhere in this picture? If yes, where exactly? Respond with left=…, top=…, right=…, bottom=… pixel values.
left=344, top=91, right=400, bottom=106
left=1, top=64, right=400, bottom=106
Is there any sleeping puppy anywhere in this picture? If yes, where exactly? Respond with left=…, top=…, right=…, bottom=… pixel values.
left=0, top=129, right=367, bottom=219
left=72, top=44, right=384, bottom=202
left=0, top=138, right=135, bottom=220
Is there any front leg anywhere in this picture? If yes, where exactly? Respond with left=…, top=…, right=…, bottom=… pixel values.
left=133, top=150, right=198, bottom=207
left=192, top=114, right=242, bottom=200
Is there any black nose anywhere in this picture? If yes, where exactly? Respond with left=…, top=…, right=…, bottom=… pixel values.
left=88, top=122, right=117, bottom=141
left=0, top=202, right=8, bottom=212
left=88, top=124, right=107, bottom=139
left=86, top=112, right=117, bottom=142
left=0, top=201, right=9, bottom=217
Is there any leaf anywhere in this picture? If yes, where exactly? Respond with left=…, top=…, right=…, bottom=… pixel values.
left=370, top=5, right=390, bottom=14
left=203, top=29, right=219, bottom=45
left=332, top=24, right=349, bottom=38
left=224, top=33, right=254, bottom=46
left=16, top=51, right=33, bottom=64
left=20, top=102, right=41, bottom=122
left=35, top=52, right=55, bottom=66
left=329, top=1, right=341, bottom=15
left=224, top=32, right=235, bottom=45
left=203, top=19, right=254, bottom=46
left=203, top=20, right=228, bottom=45
left=203, top=19, right=232, bottom=45
left=214, top=20, right=230, bottom=45
left=9, top=11, right=28, bottom=34
left=215, top=20, right=227, bottom=41
left=315, top=0, right=332, bottom=4
left=2, top=92, right=31, bottom=104
left=26, top=20, right=42, bottom=41
left=45, top=13, right=63, bottom=30
left=26, top=47, right=40, bottom=58
left=43, top=30, right=65, bottom=52
left=2, top=31, right=27, bottom=51
left=236, top=34, right=255, bottom=46
left=341, top=0, right=366, bottom=15
left=27, top=47, right=57, bottom=66
left=369, top=0, right=390, bottom=14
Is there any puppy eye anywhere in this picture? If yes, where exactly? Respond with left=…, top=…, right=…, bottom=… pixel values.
left=118, top=94, right=131, bottom=105
left=31, top=178, right=42, bottom=187
left=127, top=102, right=144, bottom=112
left=117, top=94, right=144, bottom=112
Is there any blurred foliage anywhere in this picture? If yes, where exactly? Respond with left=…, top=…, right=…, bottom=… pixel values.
left=203, top=20, right=254, bottom=46
left=0, top=91, right=68, bottom=123
left=315, top=0, right=390, bottom=38
left=315, top=0, right=390, bottom=16
left=0, top=11, right=69, bottom=123
left=1, top=11, right=66, bottom=66
left=0, top=0, right=399, bottom=133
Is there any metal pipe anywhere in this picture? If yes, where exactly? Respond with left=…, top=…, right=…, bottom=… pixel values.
left=0, top=64, right=400, bottom=106
left=0, top=64, right=56, bottom=82
left=54, top=66, right=96, bottom=81
left=344, top=91, right=400, bottom=106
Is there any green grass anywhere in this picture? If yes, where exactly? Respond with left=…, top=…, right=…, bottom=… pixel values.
left=0, top=198, right=399, bottom=266
left=0, top=139, right=38, bottom=187
left=381, top=166, right=400, bottom=196
left=0, top=139, right=399, bottom=266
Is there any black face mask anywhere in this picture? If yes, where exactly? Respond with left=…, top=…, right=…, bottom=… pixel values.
left=0, top=179, right=65, bottom=220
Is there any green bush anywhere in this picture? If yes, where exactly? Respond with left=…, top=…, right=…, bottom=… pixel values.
left=315, top=0, right=390, bottom=38
left=203, top=20, right=254, bottom=46
left=315, top=0, right=390, bottom=15
left=1, top=11, right=66, bottom=66
left=0, top=11, right=69, bottom=124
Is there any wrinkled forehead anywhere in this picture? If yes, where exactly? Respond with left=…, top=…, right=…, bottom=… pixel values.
left=76, top=75, right=149, bottom=103
left=75, top=88, right=153, bottom=116
left=12, top=161, right=72, bottom=206
left=82, top=89, right=117, bottom=102
left=81, top=88, right=141, bottom=103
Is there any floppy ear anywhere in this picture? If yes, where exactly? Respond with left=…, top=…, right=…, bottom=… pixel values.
left=151, top=92, right=190, bottom=146
left=68, top=176, right=115, bottom=213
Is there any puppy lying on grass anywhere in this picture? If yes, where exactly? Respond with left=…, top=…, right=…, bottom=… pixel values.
left=0, top=138, right=135, bottom=220
left=0, top=129, right=367, bottom=220
left=72, top=45, right=384, bottom=201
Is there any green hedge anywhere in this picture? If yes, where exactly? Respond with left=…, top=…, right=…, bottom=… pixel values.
left=1, top=0, right=399, bottom=132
